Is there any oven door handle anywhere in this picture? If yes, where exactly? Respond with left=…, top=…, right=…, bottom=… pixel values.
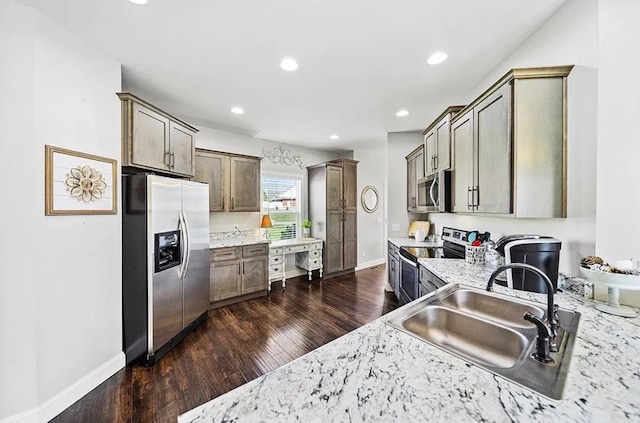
left=400, top=254, right=418, bottom=267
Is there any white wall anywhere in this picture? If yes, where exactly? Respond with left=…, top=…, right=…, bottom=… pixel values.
left=425, top=0, right=598, bottom=277
left=386, top=131, right=427, bottom=237
left=353, top=145, right=386, bottom=268
left=0, top=1, right=124, bottom=421
left=595, top=0, right=640, bottom=303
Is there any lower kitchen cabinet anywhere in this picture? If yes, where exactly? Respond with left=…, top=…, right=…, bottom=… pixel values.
left=419, top=265, right=447, bottom=294
left=388, top=242, right=400, bottom=299
left=209, top=243, right=269, bottom=308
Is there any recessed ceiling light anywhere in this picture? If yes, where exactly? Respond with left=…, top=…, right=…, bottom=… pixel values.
left=128, top=0, right=148, bottom=4
left=427, top=51, right=448, bottom=65
left=280, top=57, right=299, bottom=71
left=230, top=106, right=244, bottom=115
left=329, top=134, right=339, bottom=140
left=396, top=109, right=410, bottom=117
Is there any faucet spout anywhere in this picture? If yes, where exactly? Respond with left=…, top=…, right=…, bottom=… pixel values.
left=487, top=263, right=560, bottom=350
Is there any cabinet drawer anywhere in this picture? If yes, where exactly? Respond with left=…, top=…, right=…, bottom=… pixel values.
left=243, top=244, right=269, bottom=257
left=269, top=255, right=284, bottom=265
left=285, top=244, right=308, bottom=253
left=269, top=264, right=284, bottom=276
left=270, top=247, right=283, bottom=255
left=210, top=247, right=241, bottom=262
left=419, top=266, right=447, bottom=289
left=309, top=242, right=322, bottom=250
left=308, top=249, right=321, bottom=258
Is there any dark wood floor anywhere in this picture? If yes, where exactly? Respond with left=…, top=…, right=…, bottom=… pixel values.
left=51, top=264, right=398, bottom=423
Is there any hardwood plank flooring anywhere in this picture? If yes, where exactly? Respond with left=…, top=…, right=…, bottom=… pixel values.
left=51, top=264, right=398, bottom=423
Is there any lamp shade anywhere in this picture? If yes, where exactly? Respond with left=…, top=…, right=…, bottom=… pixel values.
left=260, top=214, right=273, bottom=228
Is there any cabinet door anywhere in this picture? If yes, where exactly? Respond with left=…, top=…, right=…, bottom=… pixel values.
left=210, top=260, right=241, bottom=302
left=343, top=161, right=358, bottom=210
left=242, top=256, right=268, bottom=294
left=424, top=130, right=436, bottom=175
left=406, top=156, right=416, bottom=211
left=451, top=111, right=474, bottom=213
left=435, top=116, right=452, bottom=171
left=326, top=165, right=343, bottom=211
left=229, top=156, right=260, bottom=211
left=194, top=151, right=227, bottom=212
left=325, top=210, right=344, bottom=274
left=474, top=83, right=512, bottom=214
left=343, top=210, right=357, bottom=270
left=169, top=121, right=195, bottom=176
left=131, top=102, right=170, bottom=171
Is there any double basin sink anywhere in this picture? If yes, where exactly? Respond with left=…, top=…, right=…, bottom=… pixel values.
left=385, top=284, right=581, bottom=400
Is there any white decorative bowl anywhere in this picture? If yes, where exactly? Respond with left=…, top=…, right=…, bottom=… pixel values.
left=579, top=267, right=640, bottom=290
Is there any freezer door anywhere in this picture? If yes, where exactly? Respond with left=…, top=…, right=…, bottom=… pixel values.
left=148, top=175, right=184, bottom=353
left=182, top=180, right=210, bottom=327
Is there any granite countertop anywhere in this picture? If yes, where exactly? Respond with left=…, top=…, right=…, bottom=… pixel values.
left=388, top=237, right=443, bottom=248
left=179, top=259, right=640, bottom=423
left=209, top=237, right=268, bottom=249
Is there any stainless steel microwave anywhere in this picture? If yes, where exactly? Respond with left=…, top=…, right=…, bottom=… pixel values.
left=417, top=170, right=451, bottom=213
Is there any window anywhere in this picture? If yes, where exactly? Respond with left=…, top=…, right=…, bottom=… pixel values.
left=262, top=175, right=301, bottom=241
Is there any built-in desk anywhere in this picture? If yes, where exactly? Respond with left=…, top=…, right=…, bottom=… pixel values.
left=269, top=238, right=323, bottom=289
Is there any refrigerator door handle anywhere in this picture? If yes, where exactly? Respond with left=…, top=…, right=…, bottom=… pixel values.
left=180, top=210, right=192, bottom=279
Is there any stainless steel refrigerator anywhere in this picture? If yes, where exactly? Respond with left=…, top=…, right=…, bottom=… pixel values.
left=122, top=174, right=210, bottom=365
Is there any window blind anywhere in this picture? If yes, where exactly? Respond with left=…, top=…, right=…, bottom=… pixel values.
left=262, top=176, right=300, bottom=241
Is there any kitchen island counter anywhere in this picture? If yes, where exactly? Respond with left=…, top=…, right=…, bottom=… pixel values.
left=179, top=259, right=640, bottom=422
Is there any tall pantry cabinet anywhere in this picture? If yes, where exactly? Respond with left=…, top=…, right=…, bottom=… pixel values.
left=308, top=159, right=358, bottom=279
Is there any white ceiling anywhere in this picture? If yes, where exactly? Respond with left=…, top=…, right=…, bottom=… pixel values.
left=19, top=0, right=567, bottom=151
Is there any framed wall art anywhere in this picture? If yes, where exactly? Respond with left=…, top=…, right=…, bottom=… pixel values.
left=45, top=145, right=118, bottom=215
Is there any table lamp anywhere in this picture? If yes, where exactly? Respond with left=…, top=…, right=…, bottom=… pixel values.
left=261, top=214, right=273, bottom=240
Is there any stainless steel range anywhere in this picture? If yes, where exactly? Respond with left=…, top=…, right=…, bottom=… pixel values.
left=398, top=226, right=475, bottom=305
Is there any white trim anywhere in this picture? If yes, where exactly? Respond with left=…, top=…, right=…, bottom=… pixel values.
left=356, top=258, right=386, bottom=271
left=0, top=352, right=125, bottom=423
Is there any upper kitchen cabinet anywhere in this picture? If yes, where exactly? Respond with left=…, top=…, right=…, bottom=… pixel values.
left=117, top=92, right=198, bottom=177
left=450, top=65, right=573, bottom=218
left=194, top=149, right=261, bottom=212
left=422, top=106, right=465, bottom=176
left=406, top=145, right=426, bottom=213
left=308, top=158, right=358, bottom=278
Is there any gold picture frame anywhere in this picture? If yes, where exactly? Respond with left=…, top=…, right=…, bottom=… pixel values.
left=45, top=145, right=118, bottom=215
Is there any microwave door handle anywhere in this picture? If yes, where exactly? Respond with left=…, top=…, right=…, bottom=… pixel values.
left=429, top=176, right=437, bottom=208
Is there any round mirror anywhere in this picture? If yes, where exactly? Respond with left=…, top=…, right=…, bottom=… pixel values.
left=361, top=185, right=379, bottom=213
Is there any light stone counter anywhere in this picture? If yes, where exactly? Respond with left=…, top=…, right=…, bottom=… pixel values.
left=179, top=259, right=640, bottom=423
left=388, top=237, right=443, bottom=248
left=209, top=237, right=267, bottom=249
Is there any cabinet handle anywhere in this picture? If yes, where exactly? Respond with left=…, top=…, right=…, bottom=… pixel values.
left=434, top=155, right=438, bottom=170
left=474, top=186, right=479, bottom=209
left=242, top=262, right=245, bottom=274
left=165, top=152, right=171, bottom=168
left=170, top=152, right=175, bottom=168
left=467, top=187, right=472, bottom=210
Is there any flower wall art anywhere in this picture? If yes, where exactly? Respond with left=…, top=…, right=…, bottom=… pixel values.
left=45, top=145, right=117, bottom=215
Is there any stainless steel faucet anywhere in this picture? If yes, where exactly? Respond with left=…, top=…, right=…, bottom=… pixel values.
left=486, top=263, right=562, bottom=354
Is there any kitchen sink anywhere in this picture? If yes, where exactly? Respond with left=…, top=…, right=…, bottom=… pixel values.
left=385, top=284, right=581, bottom=400
left=439, top=288, right=545, bottom=329
left=402, top=306, right=528, bottom=368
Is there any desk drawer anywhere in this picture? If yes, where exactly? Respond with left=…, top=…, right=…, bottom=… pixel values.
left=285, top=244, right=309, bottom=253
left=210, top=247, right=241, bottom=262
left=270, top=247, right=283, bottom=255
left=308, top=249, right=321, bottom=259
left=309, top=242, right=322, bottom=250
left=269, top=264, right=284, bottom=276
left=269, top=255, right=284, bottom=265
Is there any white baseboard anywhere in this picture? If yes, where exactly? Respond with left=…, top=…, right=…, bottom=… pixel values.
left=355, top=258, right=386, bottom=271
left=0, top=352, right=125, bottom=423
